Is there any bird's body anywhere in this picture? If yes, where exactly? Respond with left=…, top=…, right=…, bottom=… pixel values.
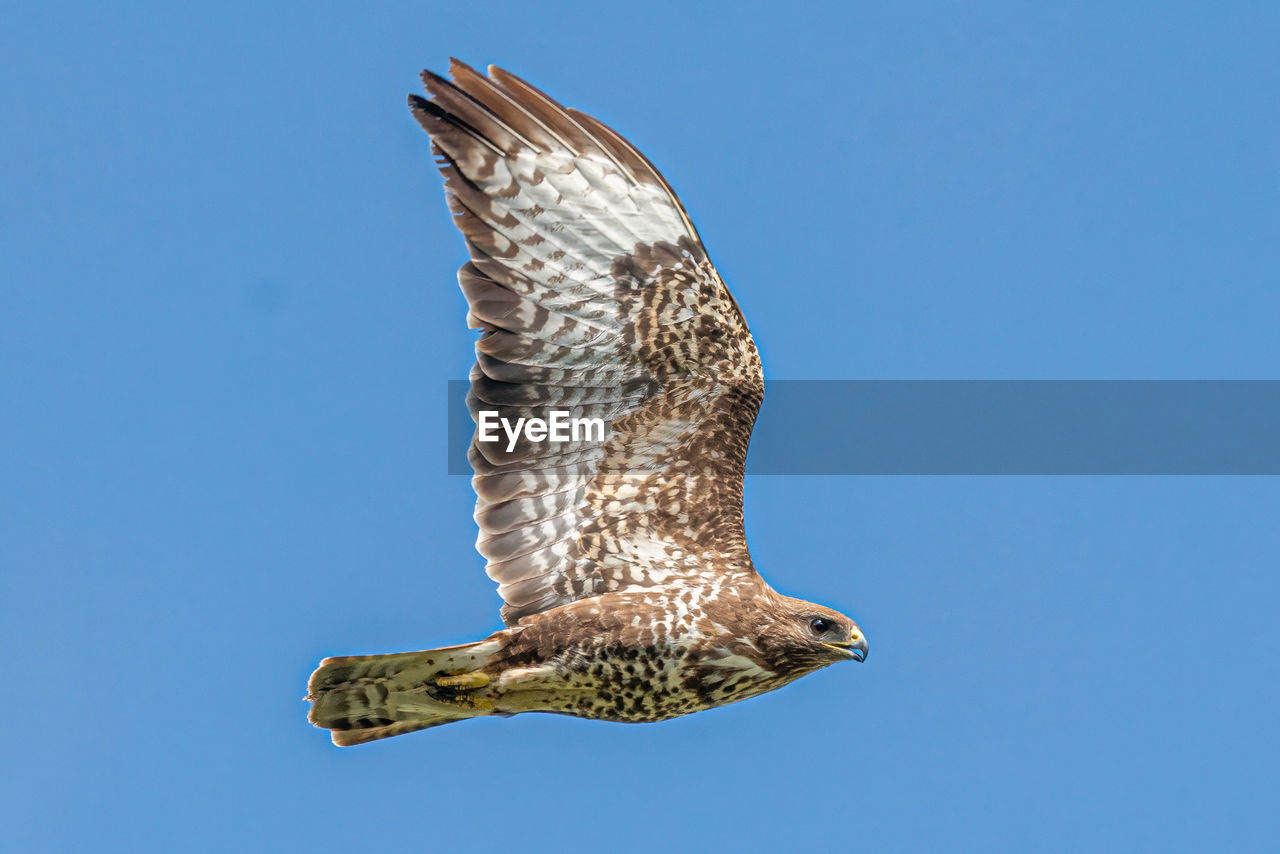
left=312, top=582, right=857, bottom=744
left=307, top=60, right=867, bottom=745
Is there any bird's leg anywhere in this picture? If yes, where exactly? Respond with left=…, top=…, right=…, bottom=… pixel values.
left=434, top=672, right=490, bottom=689
left=419, top=670, right=495, bottom=712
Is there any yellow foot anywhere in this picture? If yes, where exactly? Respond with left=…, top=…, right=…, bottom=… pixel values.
left=434, top=672, right=490, bottom=689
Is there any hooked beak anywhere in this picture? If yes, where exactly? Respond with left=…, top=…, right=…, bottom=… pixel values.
left=823, top=629, right=868, bottom=662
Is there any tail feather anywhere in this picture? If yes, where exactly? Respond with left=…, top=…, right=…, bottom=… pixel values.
left=307, top=639, right=502, bottom=746
left=329, top=719, right=458, bottom=747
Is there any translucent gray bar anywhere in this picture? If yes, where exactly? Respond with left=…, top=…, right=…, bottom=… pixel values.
left=448, top=381, right=1280, bottom=475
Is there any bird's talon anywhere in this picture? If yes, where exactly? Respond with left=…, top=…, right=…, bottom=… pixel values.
left=434, top=672, right=490, bottom=689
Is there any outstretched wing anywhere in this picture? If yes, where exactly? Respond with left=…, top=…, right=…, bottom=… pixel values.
left=412, top=60, right=764, bottom=625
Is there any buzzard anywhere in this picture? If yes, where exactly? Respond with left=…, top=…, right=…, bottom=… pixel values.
left=307, top=60, right=867, bottom=745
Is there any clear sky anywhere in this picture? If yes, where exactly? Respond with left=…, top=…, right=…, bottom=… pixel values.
left=3, top=2, right=1278, bottom=852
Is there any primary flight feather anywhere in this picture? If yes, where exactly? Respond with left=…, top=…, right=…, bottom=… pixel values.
left=307, top=59, right=867, bottom=745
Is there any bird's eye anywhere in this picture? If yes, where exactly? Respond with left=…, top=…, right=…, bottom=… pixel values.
left=809, top=617, right=832, bottom=635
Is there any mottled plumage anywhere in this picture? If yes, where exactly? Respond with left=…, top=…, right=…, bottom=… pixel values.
left=307, top=60, right=867, bottom=746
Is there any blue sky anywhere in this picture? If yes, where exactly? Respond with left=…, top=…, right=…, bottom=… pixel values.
left=3, top=2, right=1278, bottom=851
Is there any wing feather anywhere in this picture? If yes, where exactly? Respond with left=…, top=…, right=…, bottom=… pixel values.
left=414, top=60, right=763, bottom=624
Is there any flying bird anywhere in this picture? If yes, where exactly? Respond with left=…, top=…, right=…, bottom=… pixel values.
left=307, top=60, right=867, bottom=745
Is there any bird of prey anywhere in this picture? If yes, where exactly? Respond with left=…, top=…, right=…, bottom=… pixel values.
left=307, top=60, right=867, bottom=746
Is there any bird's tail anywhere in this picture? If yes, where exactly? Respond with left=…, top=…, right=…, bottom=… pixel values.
left=306, top=637, right=503, bottom=746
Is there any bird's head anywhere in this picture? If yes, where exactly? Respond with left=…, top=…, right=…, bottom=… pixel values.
left=756, top=593, right=868, bottom=675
